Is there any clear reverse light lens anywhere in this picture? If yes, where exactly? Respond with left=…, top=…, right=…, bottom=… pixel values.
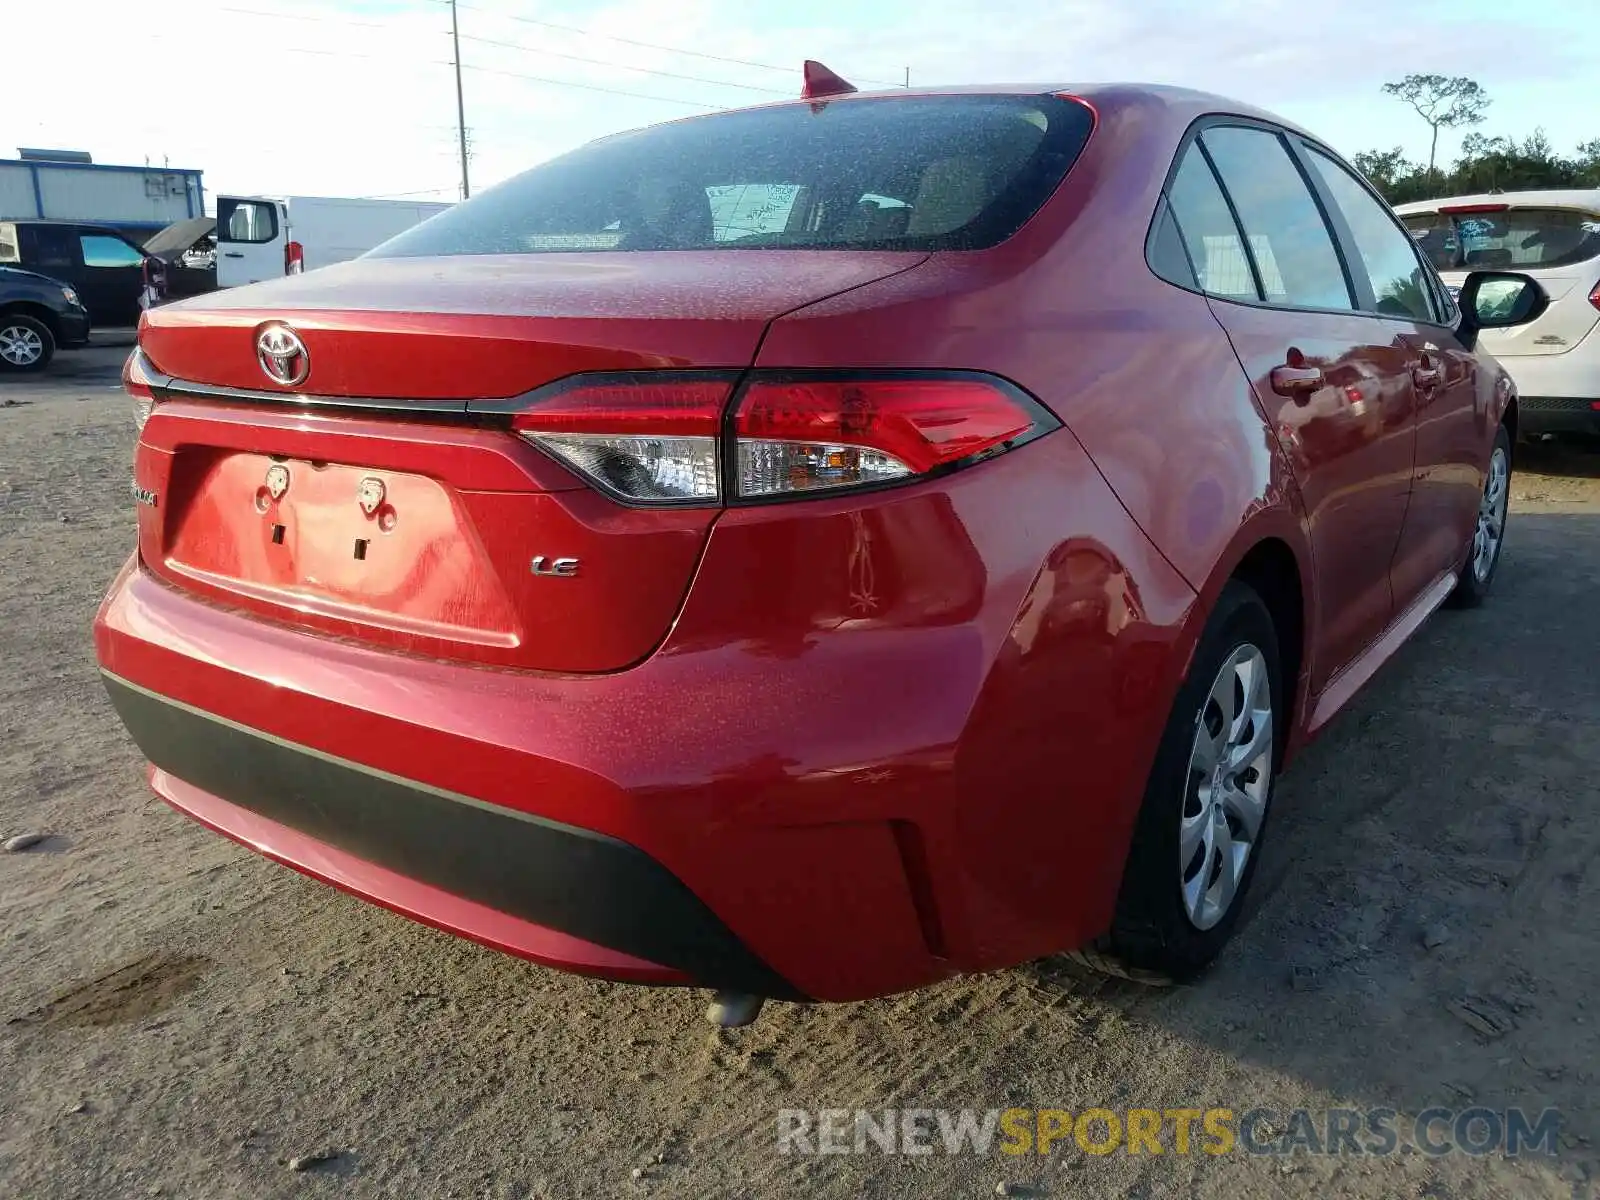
left=529, top=433, right=719, bottom=502
left=738, top=440, right=911, bottom=497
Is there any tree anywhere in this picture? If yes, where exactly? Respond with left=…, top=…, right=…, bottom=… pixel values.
left=1381, top=74, right=1491, bottom=174
left=1350, top=147, right=1416, bottom=193
left=1575, top=139, right=1600, bottom=187
left=1451, top=128, right=1580, bottom=195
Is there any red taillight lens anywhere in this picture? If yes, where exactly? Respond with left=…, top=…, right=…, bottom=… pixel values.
left=486, top=371, right=1057, bottom=506
left=1589, top=280, right=1599, bottom=312
left=285, top=240, right=305, bottom=275
left=125, top=348, right=159, bottom=433
left=733, top=376, right=1042, bottom=496
left=510, top=375, right=734, bottom=504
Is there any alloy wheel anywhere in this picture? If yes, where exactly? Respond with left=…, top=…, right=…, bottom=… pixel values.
left=0, top=323, right=45, bottom=367
left=1181, top=643, right=1272, bottom=931
left=1472, top=445, right=1509, bottom=583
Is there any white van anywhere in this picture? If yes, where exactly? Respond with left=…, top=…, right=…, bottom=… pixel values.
left=216, top=195, right=452, bottom=287
left=1395, top=189, right=1600, bottom=438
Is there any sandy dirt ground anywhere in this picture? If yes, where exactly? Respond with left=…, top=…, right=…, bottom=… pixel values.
left=2, top=344, right=1598, bottom=1199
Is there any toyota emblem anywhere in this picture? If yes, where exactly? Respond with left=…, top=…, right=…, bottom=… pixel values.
left=256, top=322, right=310, bottom=386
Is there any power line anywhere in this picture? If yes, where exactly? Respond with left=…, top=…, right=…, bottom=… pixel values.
left=456, top=30, right=792, bottom=96
left=216, top=4, right=392, bottom=29
left=459, top=61, right=723, bottom=109
left=358, top=187, right=459, bottom=198
left=452, top=1, right=906, bottom=89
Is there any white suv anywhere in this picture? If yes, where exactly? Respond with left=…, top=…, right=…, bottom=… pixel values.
left=1396, top=189, right=1600, bottom=438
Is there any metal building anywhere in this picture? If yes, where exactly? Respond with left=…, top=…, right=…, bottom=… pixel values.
left=0, top=149, right=205, bottom=240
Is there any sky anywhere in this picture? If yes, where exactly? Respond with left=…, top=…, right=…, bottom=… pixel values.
left=4, top=0, right=1596, bottom=208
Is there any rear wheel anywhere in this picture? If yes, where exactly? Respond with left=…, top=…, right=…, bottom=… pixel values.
left=1447, top=423, right=1511, bottom=609
left=0, top=313, right=54, bottom=373
left=1070, top=580, right=1281, bottom=984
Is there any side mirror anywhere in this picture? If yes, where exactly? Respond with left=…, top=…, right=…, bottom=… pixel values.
left=1455, top=270, right=1549, bottom=350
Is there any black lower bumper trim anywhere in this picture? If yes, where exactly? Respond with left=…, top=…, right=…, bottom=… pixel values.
left=1519, top=396, right=1600, bottom=437
left=102, top=673, right=803, bottom=1000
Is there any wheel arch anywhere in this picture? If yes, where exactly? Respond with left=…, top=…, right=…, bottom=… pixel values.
left=0, top=301, right=61, bottom=339
left=1182, top=510, right=1315, bottom=763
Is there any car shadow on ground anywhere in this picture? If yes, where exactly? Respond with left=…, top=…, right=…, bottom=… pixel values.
left=1519, top=435, right=1600, bottom=479
left=1023, top=509, right=1599, bottom=1179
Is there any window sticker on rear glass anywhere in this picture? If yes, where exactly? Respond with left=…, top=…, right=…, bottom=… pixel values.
left=1458, top=217, right=1498, bottom=253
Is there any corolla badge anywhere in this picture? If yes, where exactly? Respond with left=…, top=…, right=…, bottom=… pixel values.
left=256, top=323, right=310, bottom=386
left=265, top=464, right=291, bottom=500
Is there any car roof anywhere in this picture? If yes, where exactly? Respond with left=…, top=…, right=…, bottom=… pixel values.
left=1395, top=188, right=1600, bottom=214
left=598, top=81, right=1322, bottom=149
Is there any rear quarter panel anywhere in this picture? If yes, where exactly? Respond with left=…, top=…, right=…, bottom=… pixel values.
left=760, top=86, right=1313, bottom=712
left=747, top=88, right=1318, bottom=959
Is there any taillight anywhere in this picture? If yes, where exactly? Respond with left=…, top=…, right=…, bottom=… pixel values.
left=733, top=375, right=1043, bottom=497
left=490, top=371, right=1058, bottom=506
left=125, top=348, right=159, bottom=433
left=510, top=374, right=733, bottom=504
left=285, top=240, right=305, bottom=275
left=1589, top=280, right=1599, bottom=312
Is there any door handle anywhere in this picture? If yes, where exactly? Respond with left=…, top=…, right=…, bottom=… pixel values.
left=1270, top=363, right=1324, bottom=396
left=1411, top=360, right=1441, bottom=391
left=223, top=252, right=245, bottom=258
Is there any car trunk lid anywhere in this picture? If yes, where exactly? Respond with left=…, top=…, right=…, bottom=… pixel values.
left=132, top=251, right=925, bottom=673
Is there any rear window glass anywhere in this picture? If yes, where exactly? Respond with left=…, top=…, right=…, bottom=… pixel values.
left=1403, top=207, right=1600, bottom=271
left=370, top=95, right=1093, bottom=257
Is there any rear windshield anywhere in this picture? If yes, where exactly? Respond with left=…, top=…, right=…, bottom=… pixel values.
left=1402, top=207, right=1600, bottom=272
left=370, top=95, right=1093, bottom=257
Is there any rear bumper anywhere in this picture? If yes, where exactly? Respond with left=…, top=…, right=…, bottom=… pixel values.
left=93, top=425, right=1197, bottom=1003
left=93, top=558, right=976, bottom=1002
left=102, top=672, right=796, bottom=997
left=1518, top=395, right=1600, bottom=437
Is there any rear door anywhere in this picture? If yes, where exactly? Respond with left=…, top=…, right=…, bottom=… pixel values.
left=1171, top=123, right=1421, bottom=691
left=16, top=224, right=82, bottom=295
left=216, top=196, right=286, bottom=286
left=1303, top=148, right=1486, bottom=605
left=75, top=230, right=148, bottom=325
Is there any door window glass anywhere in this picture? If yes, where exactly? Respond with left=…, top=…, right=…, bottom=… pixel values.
left=1306, top=149, right=1439, bottom=322
left=1165, top=150, right=1257, bottom=300
left=1201, top=126, right=1353, bottom=311
left=80, top=235, right=145, bottom=269
left=220, top=199, right=279, bottom=244
left=19, top=226, right=76, bottom=271
left=1146, top=196, right=1196, bottom=289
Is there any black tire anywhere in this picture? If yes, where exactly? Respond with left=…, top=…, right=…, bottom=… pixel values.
left=1071, top=580, right=1283, bottom=985
left=0, top=313, right=55, bottom=374
left=1447, top=423, right=1511, bottom=609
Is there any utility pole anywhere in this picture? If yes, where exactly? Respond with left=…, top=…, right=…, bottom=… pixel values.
left=904, top=67, right=910, bottom=88
left=450, top=0, right=470, bottom=199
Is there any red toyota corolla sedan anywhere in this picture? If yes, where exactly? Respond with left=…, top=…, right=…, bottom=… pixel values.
left=95, top=72, right=1548, bottom=1021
